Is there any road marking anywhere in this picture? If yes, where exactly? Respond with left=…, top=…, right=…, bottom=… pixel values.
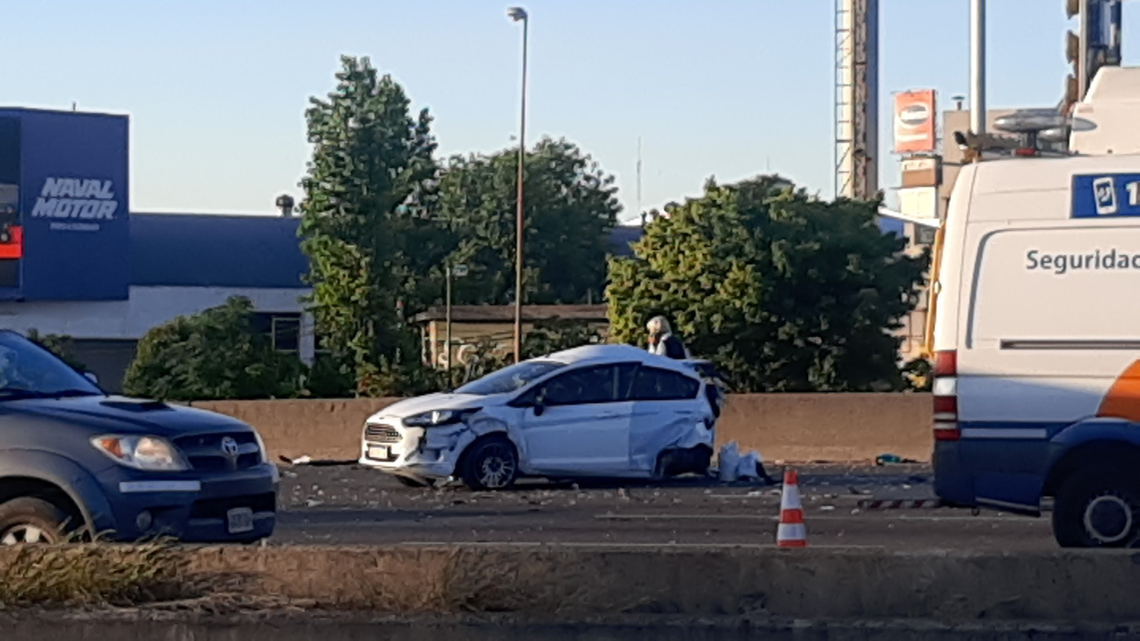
left=593, top=513, right=1039, bottom=523
left=397, top=541, right=885, bottom=549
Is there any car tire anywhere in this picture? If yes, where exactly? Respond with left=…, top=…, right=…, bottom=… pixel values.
left=0, top=497, right=69, bottom=546
left=1053, top=468, right=1140, bottom=548
left=460, top=437, right=519, bottom=491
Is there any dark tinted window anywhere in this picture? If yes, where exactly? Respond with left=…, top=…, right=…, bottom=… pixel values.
left=541, top=365, right=625, bottom=406
left=630, top=366, right=700, bottom=401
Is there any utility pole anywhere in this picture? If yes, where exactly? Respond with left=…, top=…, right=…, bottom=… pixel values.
left=508, top=6, right=529, bottom=364
left=969, top=0, right=986, bottom=138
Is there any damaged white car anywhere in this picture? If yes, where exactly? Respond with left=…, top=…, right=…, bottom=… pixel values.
left=359, top=344, right=726, bottom=490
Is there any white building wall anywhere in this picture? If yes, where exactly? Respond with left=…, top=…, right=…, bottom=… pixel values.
left=0, top=285, right=309, bottom=352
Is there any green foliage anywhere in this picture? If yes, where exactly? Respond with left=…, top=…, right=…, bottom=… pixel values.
left=439, top=138, right=621, bottom=305
left=298, top=55, right=447, bottom=396
left=902, top=357, right=933, bottom=392
left=123, top=297, right=302, bottom=401
left=25, top=329, right=86, bottom=372
left=606, top=175, right=929, bottom=393
left=523, top=319, right=604, bottom=358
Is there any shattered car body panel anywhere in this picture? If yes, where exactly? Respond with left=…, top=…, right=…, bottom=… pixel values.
left=358, top=344, right=725, bottom=487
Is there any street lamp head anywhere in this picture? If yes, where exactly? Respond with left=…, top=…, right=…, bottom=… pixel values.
left=507, top=6, right=528, bottom=22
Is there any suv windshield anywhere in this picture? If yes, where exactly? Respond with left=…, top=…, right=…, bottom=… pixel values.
left=0, top=332, right=102, bottom=400
left=456, top=360, right=567, bottom=396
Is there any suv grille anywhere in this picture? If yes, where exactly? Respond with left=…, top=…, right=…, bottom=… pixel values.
left=364, top=424, right=401, bottom=444
left=174, top=432, right=262, bottom=472
left=190, top=492, right=276, bottom=520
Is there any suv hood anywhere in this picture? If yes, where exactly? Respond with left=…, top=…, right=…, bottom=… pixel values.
left=373, top=392, right=506, bottom=420
left=4, top=395, right=250, bottom=436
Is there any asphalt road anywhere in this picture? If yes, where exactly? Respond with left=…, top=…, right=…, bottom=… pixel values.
left=272, top=463, right=1057, bottom=550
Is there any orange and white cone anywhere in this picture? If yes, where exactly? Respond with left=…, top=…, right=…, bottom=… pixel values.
left=776, top=468, right=807, bottom=548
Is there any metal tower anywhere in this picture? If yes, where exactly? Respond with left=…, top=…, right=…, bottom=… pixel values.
left=835, top=0, right=880, bottom=200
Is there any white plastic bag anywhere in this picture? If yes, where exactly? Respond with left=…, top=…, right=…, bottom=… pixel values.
left=718, top=442, right=741, bottom=483
left=736, top=451, right=762, bottom=480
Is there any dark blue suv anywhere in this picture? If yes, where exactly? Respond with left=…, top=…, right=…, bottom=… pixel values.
left=0, top=331, right=277, bottom=545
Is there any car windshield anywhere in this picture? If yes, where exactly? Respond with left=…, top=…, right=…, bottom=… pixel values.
left=456, top=360, right=567, bottom=396
left=0, top=332, right=102, bottom=400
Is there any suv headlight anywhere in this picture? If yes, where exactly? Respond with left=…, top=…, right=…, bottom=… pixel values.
left=91, top=435, right=189, bottom=472
left=403, top=409, right=479, bottom=428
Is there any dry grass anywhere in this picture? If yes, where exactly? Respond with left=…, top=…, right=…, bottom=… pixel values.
left=0, top=543, right=207, bottom=609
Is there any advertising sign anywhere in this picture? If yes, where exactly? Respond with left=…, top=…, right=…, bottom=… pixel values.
left=0, top=109, right=131, bottom=301
left=0, top=117, right=21, bottom=292
left=1072, top=173, right=1140, bottom=218
left=894, top=90, right=937, bottom=154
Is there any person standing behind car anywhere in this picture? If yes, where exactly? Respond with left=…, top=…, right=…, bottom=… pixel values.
left=646, top=316, right=688, bottom=360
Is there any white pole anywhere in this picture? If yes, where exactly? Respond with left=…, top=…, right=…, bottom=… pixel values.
left=970, top=0, right=986, bottom=136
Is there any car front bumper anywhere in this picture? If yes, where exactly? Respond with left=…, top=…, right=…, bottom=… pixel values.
left=93, top=463, right=278, bottom=543
left=360, top=421, right=468, bottom=481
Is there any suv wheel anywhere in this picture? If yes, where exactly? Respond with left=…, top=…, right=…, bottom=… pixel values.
left=1053, top=469, right=1140, bottom=548
left=0, top=497, right=68, bottom=545
left=461, top=437, right=518, bottom=491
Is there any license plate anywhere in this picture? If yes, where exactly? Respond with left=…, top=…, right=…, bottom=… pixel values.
left=368, top=445, right=390, bottom=460
left=226, top=507, right=254, bottom=534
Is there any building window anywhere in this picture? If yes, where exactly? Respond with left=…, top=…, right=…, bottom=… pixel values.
left=252, top=312, right=301, bottom=353
left=272, top=316, right=300, bottom=353
left=915, top=226, right=937, bottom=246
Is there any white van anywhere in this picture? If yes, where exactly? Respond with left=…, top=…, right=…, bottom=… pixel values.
left=931, top=152, right=1140, bottom=548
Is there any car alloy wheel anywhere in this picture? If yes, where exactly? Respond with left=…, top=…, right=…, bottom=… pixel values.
left=478, top=443, right=516, bottom=489
left=1, top=524, right=57, bottom=545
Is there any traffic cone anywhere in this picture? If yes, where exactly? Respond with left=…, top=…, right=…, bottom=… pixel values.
left=776, top=468, right=807, bottom=548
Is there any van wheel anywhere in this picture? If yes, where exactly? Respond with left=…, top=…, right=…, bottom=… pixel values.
left=1053, top=469, right=1140, bottom=548
left=0, top=498, right=68, bottom=545
left=460, top=437, right=518, bottom=491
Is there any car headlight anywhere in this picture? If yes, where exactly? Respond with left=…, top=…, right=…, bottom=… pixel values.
left=91, top=435, right=189, bottom=472
left=403, top=409, right=478, bottom=428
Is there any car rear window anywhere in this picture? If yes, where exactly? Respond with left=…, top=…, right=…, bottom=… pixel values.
left=629, top=366, right=700, bottom=401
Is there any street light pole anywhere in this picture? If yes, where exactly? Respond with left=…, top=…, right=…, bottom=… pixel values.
left=445, top=257, right=453, bottom=373
left=509, top=6, right=529, bottom=364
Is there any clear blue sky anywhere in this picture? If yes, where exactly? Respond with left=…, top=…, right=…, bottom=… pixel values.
left=6, top=1, right=1137, bottom=223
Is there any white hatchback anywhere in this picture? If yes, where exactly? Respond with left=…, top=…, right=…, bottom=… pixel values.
left=359, top=344, right=725, bottom=490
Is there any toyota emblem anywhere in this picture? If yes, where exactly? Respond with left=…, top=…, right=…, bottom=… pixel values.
left=220, top=437, right=239, bottom=457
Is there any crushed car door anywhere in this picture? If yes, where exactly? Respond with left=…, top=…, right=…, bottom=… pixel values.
left=627, top=365, right=709, bottom=473
left=520, top=363, right=635, bottom=476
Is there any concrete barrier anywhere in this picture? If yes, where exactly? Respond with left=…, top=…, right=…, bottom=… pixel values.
left=192, top=394, right=933, bottom=464
left=2, top=545, right=1139, bottom=624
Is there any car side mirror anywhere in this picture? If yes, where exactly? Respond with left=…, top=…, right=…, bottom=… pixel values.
left=83, top=372, right=99, bottom=385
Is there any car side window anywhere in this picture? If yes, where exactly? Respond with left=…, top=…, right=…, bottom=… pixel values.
left=629, top=366, right=700, bottom=401
left=539, top=365, right=624, bottom=406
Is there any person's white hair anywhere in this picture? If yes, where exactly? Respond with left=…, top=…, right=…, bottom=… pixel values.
left=646, top=316, right=672, bottom=335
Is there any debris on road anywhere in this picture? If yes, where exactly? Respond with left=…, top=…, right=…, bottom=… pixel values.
left=716, top=442, right=778, bottom=484
left=875, top=453, right=921, bottom=466
left=856, top=498, right=944, bottom=510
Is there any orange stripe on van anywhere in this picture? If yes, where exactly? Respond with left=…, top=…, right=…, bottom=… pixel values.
left=1097, top=360, right=1140, bottom=422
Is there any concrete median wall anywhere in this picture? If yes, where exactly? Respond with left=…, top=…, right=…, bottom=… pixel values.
left=192, top=393, right=933, bottom=464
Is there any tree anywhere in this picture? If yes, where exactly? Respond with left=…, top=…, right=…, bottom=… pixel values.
left=123, top=297, right=301, bottom=401
left=299, top=55, right=449, bottom=395
left=25, top=329, right=86, bottom=372
left=439, top=138, right=621, bottom=306
left=606, top=175, right=929, bottom=392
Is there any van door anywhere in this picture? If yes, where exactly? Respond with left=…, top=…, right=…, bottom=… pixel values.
left=958, top=221, right=1140, bottom=510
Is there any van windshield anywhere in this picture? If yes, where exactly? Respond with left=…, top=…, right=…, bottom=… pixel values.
left=456, top=360, right=567, bottom=396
